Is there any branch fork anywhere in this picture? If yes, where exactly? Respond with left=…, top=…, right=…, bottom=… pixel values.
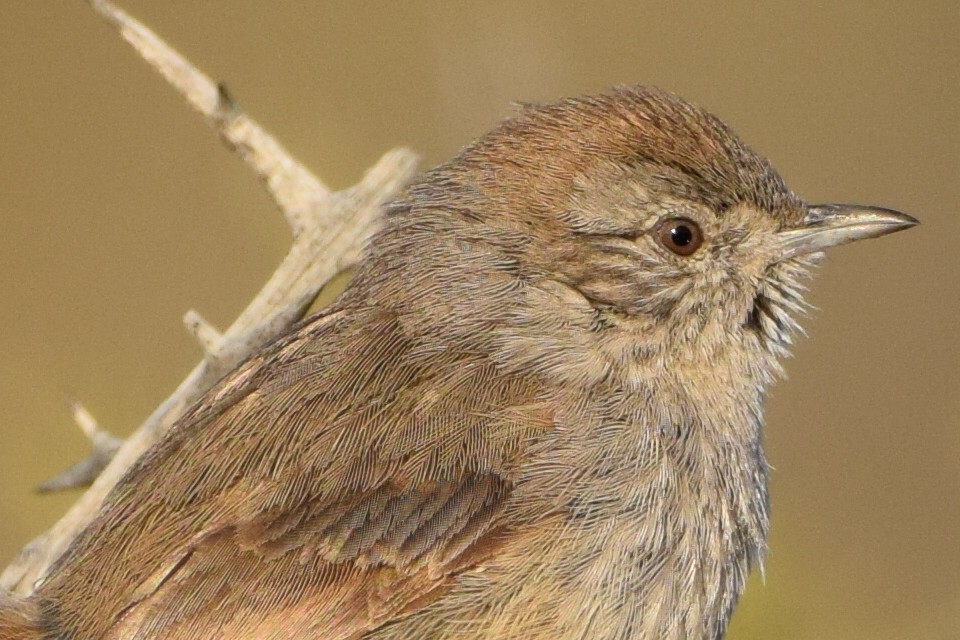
left=1, top=0, right=418, bottom=595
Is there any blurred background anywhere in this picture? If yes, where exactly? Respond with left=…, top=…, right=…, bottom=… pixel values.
left=0, top=1, right=956, bottom=637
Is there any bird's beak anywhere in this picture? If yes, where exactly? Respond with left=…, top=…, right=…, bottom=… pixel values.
left=776, top=204, right=918, bottom=261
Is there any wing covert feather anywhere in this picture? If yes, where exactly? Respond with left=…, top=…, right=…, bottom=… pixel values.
left=37, top=308, right=554, bottom=639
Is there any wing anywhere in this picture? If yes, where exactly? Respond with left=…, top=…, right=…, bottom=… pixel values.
left=37, top=307, right=555, bottom=639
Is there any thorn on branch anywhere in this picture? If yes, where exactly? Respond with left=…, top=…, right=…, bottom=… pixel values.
left=183, top=309, right=224, bottom=358
left=216, top=82, right=239, bottom=115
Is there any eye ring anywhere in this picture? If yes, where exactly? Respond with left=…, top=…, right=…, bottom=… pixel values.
left=656, top=218, right=704, bottom=257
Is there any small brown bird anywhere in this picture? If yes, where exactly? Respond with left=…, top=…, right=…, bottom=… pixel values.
left=0, top=86, right=916, bottom=639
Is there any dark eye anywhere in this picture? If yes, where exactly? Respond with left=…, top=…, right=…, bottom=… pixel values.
left=656, top=218, right=703, bottom=256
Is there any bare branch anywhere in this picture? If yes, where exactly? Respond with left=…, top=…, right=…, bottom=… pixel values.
left=35, top=401, right=122, bottom=493
left=87, top=0, right=329, bottom=237
left=0, top=1, right=418, bottom=595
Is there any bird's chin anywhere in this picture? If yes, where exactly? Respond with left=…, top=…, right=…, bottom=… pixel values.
left=745, top=256, right=818, bottom=356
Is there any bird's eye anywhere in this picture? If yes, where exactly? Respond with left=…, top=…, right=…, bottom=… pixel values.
left=656, top=218, right=703, bottom=256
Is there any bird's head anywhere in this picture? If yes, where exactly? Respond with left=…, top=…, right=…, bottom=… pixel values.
left=364, top=86, right=916, bottom=387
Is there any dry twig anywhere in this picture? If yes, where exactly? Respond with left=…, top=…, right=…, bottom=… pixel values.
left=34, top=401, right=123, bottom=493
left=0, top=0, right=418, bottom=595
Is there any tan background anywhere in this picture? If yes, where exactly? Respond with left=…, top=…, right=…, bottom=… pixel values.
left=0, top=2, right=957, bottom=638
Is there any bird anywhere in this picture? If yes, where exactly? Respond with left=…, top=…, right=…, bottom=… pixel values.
left=0, top=85, right=916, bottom=639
